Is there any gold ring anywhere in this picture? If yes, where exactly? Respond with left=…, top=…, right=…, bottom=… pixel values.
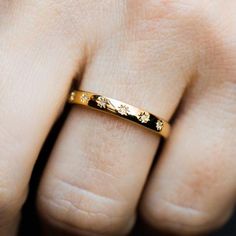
left=68, top=90, right=171, bottom=138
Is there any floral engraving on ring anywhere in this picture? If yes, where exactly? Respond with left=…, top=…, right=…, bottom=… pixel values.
left=137, top=111, right=150, bottom=123
left=96, top=96, right=109, bottom=108
left=156, top=120, right=164, bottom=131
left=117, top=104, right=130, bottom=116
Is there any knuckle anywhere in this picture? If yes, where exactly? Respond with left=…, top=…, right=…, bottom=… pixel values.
left=142, top=197, right=228, bottom=234
left=121, top=1, right=202, bottom=74
left=37, top=177, right=134, bottom=236
left=126, top=0, right=202, bottom=24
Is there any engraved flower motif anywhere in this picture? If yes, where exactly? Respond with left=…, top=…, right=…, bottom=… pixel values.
left=96, top=96, right=109, bottom=108
left=117, top=104, right=130, bottom=116
left=81, top=93, right=90, bottom=103
left=156, top=120, right=164, bottom=131
left=69, top=92, right=76, bottom=102
left=137, top=111, right=150, bottom=123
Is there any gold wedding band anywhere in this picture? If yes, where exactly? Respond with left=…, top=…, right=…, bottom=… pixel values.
left=68, top=90, right=171, bottom=138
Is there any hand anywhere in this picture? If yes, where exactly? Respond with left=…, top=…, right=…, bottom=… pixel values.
left=0, top=1, right=236, bottom=235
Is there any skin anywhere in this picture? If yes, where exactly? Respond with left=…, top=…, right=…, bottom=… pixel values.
left=0, top=0, right=236, bottom=235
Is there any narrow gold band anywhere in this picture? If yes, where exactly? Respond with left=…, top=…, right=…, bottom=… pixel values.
left=68, top=90, right=171, bottom=138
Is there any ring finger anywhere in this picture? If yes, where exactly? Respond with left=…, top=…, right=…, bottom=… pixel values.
left=37, top=10, right=195, bottom=236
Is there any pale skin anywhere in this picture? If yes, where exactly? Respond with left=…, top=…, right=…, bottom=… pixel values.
left=0, top=0, right=236, bottom=235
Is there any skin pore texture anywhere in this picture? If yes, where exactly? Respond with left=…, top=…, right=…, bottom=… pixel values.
left=0, top=0, right=236, bottom=235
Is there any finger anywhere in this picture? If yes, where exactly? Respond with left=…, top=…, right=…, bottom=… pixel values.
left=141, top=35, right=236, bottom=235
left=0, top=2, right=84, bottom=234
left=37, top=5, right=197, bottom=235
